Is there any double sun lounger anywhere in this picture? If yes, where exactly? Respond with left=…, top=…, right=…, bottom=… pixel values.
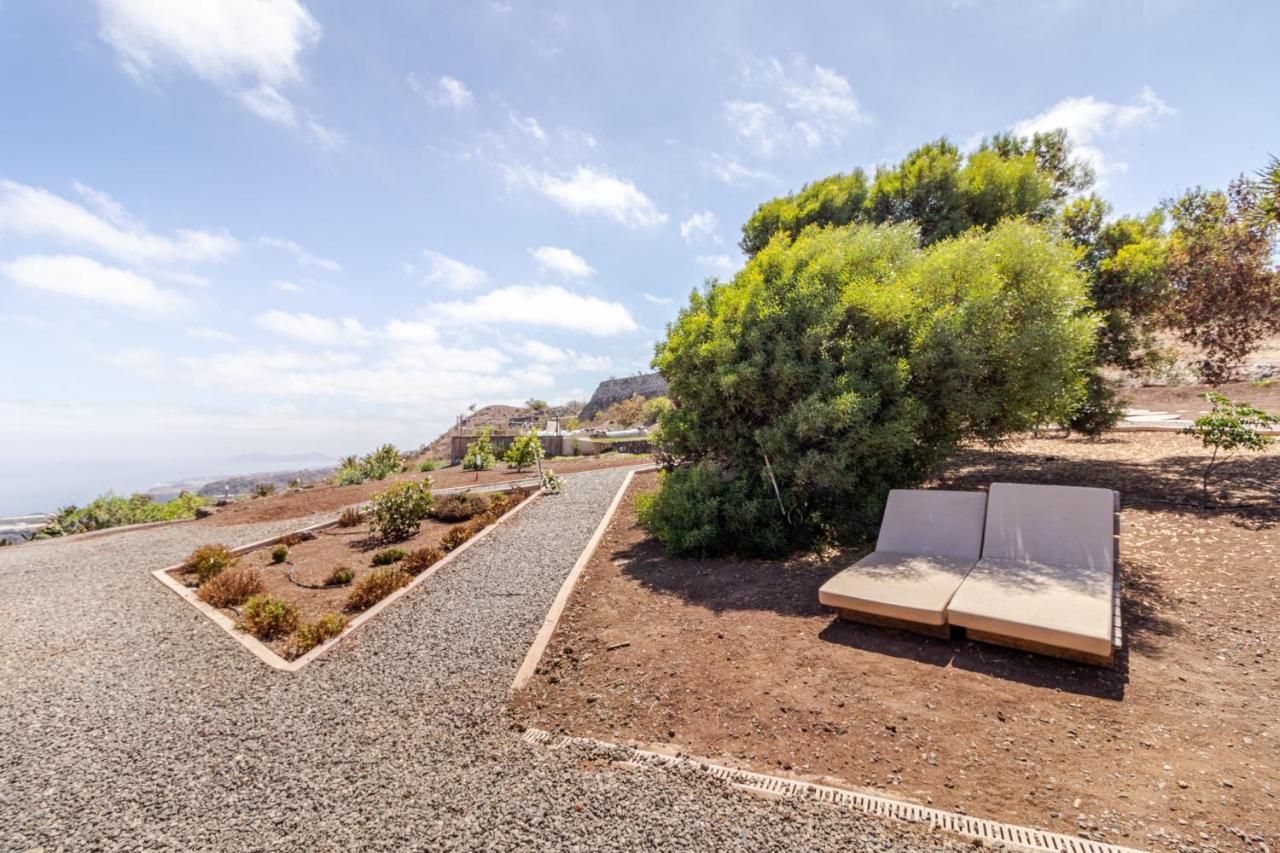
left=818, top=483, right=1121, bottom=667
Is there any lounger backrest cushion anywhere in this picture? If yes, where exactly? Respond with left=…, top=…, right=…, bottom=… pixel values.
left=981, top=483, right=1116, bottom=571
left=875, top=490, right=988, bottom=560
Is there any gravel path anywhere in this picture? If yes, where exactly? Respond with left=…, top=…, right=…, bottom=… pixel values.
left=0, top=467, right=956, bottom=852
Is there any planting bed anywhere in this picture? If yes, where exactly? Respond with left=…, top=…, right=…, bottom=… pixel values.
left=166, top=486, right=534, bottom=662
left=513, top=435, right=1279, bottom=851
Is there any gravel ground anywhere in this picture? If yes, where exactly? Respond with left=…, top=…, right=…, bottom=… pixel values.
left=0, top=467, right=958, bottom=852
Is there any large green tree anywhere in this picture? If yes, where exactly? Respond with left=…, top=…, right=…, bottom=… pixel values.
left=648, top=220, right=1096, bottom=557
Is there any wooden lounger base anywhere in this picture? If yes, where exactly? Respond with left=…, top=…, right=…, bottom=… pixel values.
left=963, top=628, right=1114, bottom=668
left=831, top=607, right=952, bottom=639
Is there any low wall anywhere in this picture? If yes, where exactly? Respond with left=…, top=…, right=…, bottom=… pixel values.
left=448, top=434, right=651, bottom=463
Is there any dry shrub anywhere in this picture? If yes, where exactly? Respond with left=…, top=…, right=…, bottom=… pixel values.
left=239, top=594, right=299, bottom=640
left=430, top=492, right=490, bottom=523
left=337, top=507, right=363, bottom=528
left=196, top=566, right=264, bottom=608
left=401, top=547, right=443, bottom=576
left=285, top=613, right=348, bottom=659
left=440, top=518, right=486, bottom=552
left=345, top=566, right=411, bottom=611
left=183, top=544, right=237, bottom=583
left=279, top=533, right=305, bottom=546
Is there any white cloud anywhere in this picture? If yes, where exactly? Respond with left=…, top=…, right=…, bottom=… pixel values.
left=271, top=279, right=304, bottom=293
left=95, top=0, right=330, bottom=138
left=680, top=210, right=719, bottom=244
left=530, top=246, right=594, bottom=278
left=409, top=73, right=473, bottom=111
left=517, top=339, right=613, bottom=373
left=431, top=284, right=638, bottom=336
left=187, top=326, right=239, bottom=343
left=510, top=111, right=546, bottom=142
left=727, top=57, right=866, bottom=157
left=384, top=319, right=440, bottom=343
left=254, top=310, right=370, bottom=345
left=2, top=254, right=184, bottom=313
left=1013, top=86, right=1175, bottom=178
left=697, top=254, right=738, bottom=274
left=504, top=165, right=667, bottom=229
left=708, top=153, right=772, bottom=185
left=0, top=179, right=238, bottom=266
left=519, top=339, right=570, bottom=363
left=258, top=235, right=341, bottom=272
left=422, top=249, right=486, bottom=291
left=642, top=292, right=674, bottom=305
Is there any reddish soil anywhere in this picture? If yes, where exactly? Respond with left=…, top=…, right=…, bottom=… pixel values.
left=206, top=454, right=649, bottom=527
left=1123, top=381, right=1280, bottom=420
left=513, top=435, right=1280, bottom=851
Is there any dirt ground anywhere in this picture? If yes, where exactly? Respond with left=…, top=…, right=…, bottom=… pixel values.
left=173, top=488, right=530, bottom=656
left=513, top=435, right=1279, bottom=851
left=206, top=454, right=649, bottom=527
left=1123, top=382, right=1280, bottom=420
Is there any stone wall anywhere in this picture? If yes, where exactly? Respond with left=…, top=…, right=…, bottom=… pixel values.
left=580, top=373, right=669, bottom=420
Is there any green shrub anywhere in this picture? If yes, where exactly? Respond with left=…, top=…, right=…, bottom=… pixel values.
left=287, top=613, right=348, bottom=658
left=401, top=547, right=443, bottom=575
left=345, top=566, right=411, bottom=610
left=361, top=443, right=403, bottom=480
left=369, top=480, right=434, bottom=541
left=641, top=396, right=672, bottom=425
left=541, top=469, right=564, bottom=495
left=239, top=594, right=299, bottom=640
left=430, top=491, right=490, bottom=522
left=254, top=482, right=276, bottom=498
left=1064, top=371, right=1125, bottom=437
left=287, top=478, right=303, bottom=490
left=1185, top=392, right=1279, bottom=505
left=32, top=490, right=208, bottom=538
left=184, top=544, right=238, bottom=583
left=570, top=436, right=580, bottom=456
left=371, top=547, right=407, bottom=566
left=270, top=544, right=289, bottom=564
left=337, top=507, right=363, bottom=527
left=333, top=466, right=365, bottom=486
left=462, top=428, right=497, bottom=471
left=503, top=431, right=543, bottom=472
left=196, top=566, right=265, bottom=608
left=651, top=220, right=1096, bottom=555
left=418, top=459, right=441, bottom=472
left=325, top=565, right=355, bottom=586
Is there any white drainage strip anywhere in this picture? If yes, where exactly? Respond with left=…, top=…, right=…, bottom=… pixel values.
left=521, top=728, right=1146, bottom=853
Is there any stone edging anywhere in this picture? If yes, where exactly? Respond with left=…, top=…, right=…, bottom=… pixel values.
left=509, top=464, right=656, bottom=693
left=152, top=488, right=542, bottom=672
left=520, top=728, right=1147, bottom=853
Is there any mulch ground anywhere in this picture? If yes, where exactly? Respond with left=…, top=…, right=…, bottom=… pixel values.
left=512, top=434, right=1279, bottom=851
left=206, top=454, right=649, bottom=527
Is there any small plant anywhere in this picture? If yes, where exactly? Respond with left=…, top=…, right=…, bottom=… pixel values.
left=239, top=594, right=299, bottom=640
left=369, top=480, right=434, bottom=540
left=418, top=459, right=441, bottom=472
left=287, top=478, right=303, bottom=490
left=337, top=507, right=363, bottom=528
left=325, top=565, right=355, bottom=586
left=462, top=428, right=497, bottom=471
left=440, top=520, right=484, bottom=552
left=270, top=544, right=289, bottom=564
left=429, top=491, right=490, bottom=522
left=1251, top=376, right=1277, bottom=388
left=401, top=547, right=443, bottom=576
left=345, top=566, right=411, bottom=611
left=1184, top=392, right=1279, bottom=505
left=286, top=613, right=348, bottom=659
left=503, top=430, right=544, bottom=472
left=361, top=443, right=403, bottom=481
left=253, top=482, right=276, bottom=498
left=541, top=469, right=564, bottom=495
left=570, top=436, right=580, bottom=456
left=371, top=547, right=407, bottom=566
left=196, top=566, right=265, bottom=608
left=184, top=544, right=237, bottom=583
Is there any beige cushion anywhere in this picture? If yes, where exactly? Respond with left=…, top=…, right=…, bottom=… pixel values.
left=875, top=489, right=989, bottom=560
left=820, top=552, right=978, bottom=626
left=946, top=557, right=1114, bottom=658
left=981, top=482, right=1116, bottom=571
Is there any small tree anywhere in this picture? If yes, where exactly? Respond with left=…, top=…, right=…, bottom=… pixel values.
left=1184, top=392, right=1278, bottom=506
left=526, top=398, right=548, bottom=411
left=369, top=480, right=435, bottom=540
left=504, top=430, right=543, bottom=472
left=462, top=428, right=497, bottom=471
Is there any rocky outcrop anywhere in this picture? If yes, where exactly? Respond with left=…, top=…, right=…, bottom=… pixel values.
left=580, top=373, right=669, bottom=420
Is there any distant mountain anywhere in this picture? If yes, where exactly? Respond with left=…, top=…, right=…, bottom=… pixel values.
left=227, top=451, right=334, bottom=464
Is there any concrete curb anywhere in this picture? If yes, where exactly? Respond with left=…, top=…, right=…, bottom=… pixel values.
left=153, top=487, right=542, bottom=672
left=510, top=463, right=656, bottom=693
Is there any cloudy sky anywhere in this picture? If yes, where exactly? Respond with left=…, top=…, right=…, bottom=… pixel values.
left=1, top=1, right=1277, bottom=508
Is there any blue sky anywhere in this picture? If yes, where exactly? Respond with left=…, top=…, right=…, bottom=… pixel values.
left=1, top=0, right=1277, bottom=511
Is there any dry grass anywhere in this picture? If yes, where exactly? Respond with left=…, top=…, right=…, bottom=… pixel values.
left=195, top=566, right=265, bottom=608
left=284, top=612, right=348, bottom=659
left=183, top=544, right=237, bottom=583
left=238, top=594, right=299, bottom=640
left=344, top=566, right=411, bottom=611
left=401, top=547, right=443, bottom=576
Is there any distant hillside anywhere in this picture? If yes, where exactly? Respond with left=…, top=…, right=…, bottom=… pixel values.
left=422, top=402, right=582, bottom=459
left=580, top=373, right=668, bottom=420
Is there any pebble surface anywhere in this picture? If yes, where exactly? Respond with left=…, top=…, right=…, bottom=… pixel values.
left=0, top=467, right=957, bottom=851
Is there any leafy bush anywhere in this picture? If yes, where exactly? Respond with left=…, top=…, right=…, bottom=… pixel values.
left=641, top=396, right=673, bottom=425
left=196, top=566, right=265, bottom=608
left=1185, top=392, right=1278, bottom=505
left=430, top=492, right=490, bottom=522
left=333, top=466, right=365, bottom=486
left=287, top=478, right=303, bottom=490
left=370, top=547, right=407, bottom=566
left=184, top=544, right=238, bottom=583
left=462, top=428, right=497, bottom=471
left=345, top=566, right=411, bottom=611
left=270, top=545, right=289, bottom=564
left=287, top=613, right=348, bottom=658
left=541, top=469, right=564, bottom=494
left=418, top=459, right=441, bottom=472
left=239, top=594, right=299, bottom=640
left=401, top=547, right=443, bottom=576
left=1064, top=371, right=1126, bottom=437
left=254, top=483, right=276, bottom=498
left=337, top=507, right=363, bottom=528
left=503, top=431, right=543, bottom=472
left=332, top=443, right=404, bottom=486
left=32, top=491, right=208, bottom=538
left=325, top=565, right=355, bottom=586
left=440, top=520, right=484, bottom=552
left=651, top=220, right=1096, bottom=555
left=369, top=480, right=434, bottom=541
